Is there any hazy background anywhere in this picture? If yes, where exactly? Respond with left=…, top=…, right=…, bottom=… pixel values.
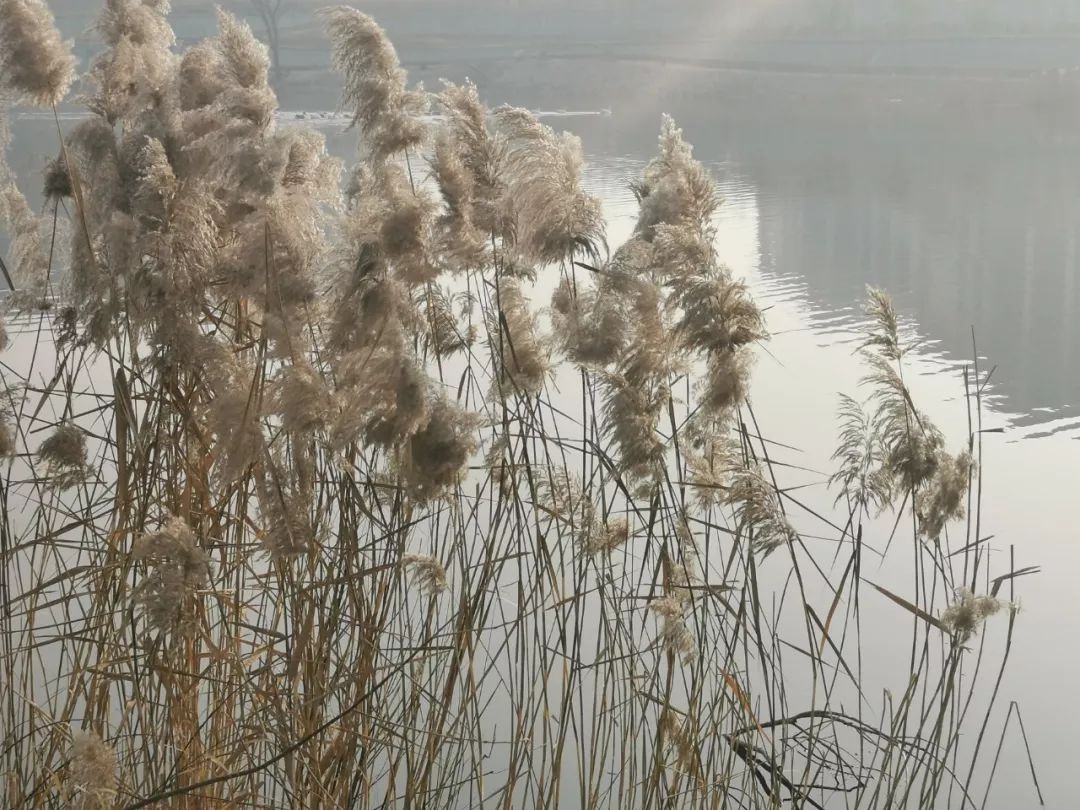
left=38, top=0, right=1080, bottom=113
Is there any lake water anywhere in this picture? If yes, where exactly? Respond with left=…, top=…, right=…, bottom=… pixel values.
left=4, top=81, right=1077, bottom=808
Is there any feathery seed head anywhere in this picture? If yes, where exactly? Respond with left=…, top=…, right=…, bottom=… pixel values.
left=495, top=107, right=605, bottom=265
left=490, top=280, right=551, bottom=398
left=401, top=553, right=448, bottom=596
left=42, top=154, right=72, bottom=201
left=863, top=286, right=904, bottom=360
left=686, top=432, right=738, bottom=511
left=551, top=278, right=628, bottom=367
left=0, top=419, right=13, bottom=457
left=133, top=517, right=210, bottom=635
left=0, top=0, right=76, bottom=107
left=660, top=709, right=697, bottom=772
left=670, top=274, right=766, bottom=356
left=214, top=8, right=269, bottom=90
left=583, top=519, right=630, bottom=557
left=0, top=184, right=49, bottom=302
left=420, top=286, right=474, bottom=358
left=402, top=397, right=478, bottom=501
left=270, top=362, right=334, bottom=436
left=321, top=6, right=428, bottom=159
left=916, top=450, right=973, bottom=540
left=207, top=361, right=265, bottom=484
left=649, top=595, right=696, bottom=664
left=66, top=731, right=117, bottom=810
left=941, top=587, right=1002, bottom=644
left=864, top=355, right=944, bottom=491
left=38, top=423, right=87, bottom=487
left=131, top=136, right=176, bottom=228
left=727, top=465, right=798, bottom=556
left=830, top=393, right=894, bottom=515
left=701, top=349, right=751, bottom=416
left=257, top=469, right=314, bottom=559
left=179, top=41, right=226, bottom=110
left=600, top=370, right=668, bottom=483
left=97, top=0, right=175, bottom=48
left=356, top=356, right=431, bottom=448
left=634, top=115, right=719, bottom=238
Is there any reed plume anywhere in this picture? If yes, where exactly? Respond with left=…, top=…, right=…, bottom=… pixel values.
left=132, top=516, right=210, bottom=635
left=727, top=465, right=798, bottom=556
left=490, top=278, right=551, bottom=397
left=633, top=115, right=718, bottom=238
left=320, top=6, right=428, bottom=159
left=38, top=422, right=88, bottom=488
left=495, top=105, right=605, bottom=266
left=401, top=397, right=478, bottom=500
left=941, top=588, right=1003, bottom=645
left=0, top=0, right=76, bottom=107
left=257, top=464, right=314, bottom=559
left=916, top=449, right=973, bottom=539
left=401, top=553, right=448, bottom=596
left=649, top=595, right=696, bottom=664
left=830, top=393, right=894, bottom=516
left=65, top=731, right=117, bottom=810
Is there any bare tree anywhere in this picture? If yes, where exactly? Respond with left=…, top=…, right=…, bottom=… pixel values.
left=249, top=0, right=287, bottom=86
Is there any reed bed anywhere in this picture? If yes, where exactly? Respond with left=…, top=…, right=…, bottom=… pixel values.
left=0, top=2, right=1037, bottom=808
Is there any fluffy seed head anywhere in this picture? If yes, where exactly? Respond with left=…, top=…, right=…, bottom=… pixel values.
left=66, top=730, right=117, bottom=810
left=402, top=398, right=478, bottom=501
left=257, top=470, right=313, bottom=559
left=600, top=370, right=668, bottom=483
left=649, top=595, right=696, bottom=664
left=0, top=419, right=14, bottom=457
left=401, top=553, right=448, bottom=596
left=0, top=0, right=76, bottom=107
left=38, top=423, right=87, bottom=487
left=215, top=8, right=269, bottom=90
left=551, top=278, right=628, bottom=368
left=321, top=6, right=428, bottom=159
left=726, top=465, right=798, bottom=557
left=42, top=154, right=72, bottom=201
left=179, top=41, right=225, bottom=110
left=701, top=350, right=751, bottom=416
left=0, top=184, right=49, bottom=304
left=941, top=587, right=1002, bottom=645
left=660, top=709, right=697, bottom=772
left=671, top=274, right=765, bottom=356
left=270, top=362, right=334, bottom=436
left=862, top=286, right=904, bottom=360
left=490, top=280, right=550, bottom=397
left=917, top=450, right=973, bottom=540
left=132, top=517, right=210, bottom=635
left=496, top=107, right=605, bottom=265
left=583, top=519, right=629, bottom=557
left=830, top=393, right=894, bottom=516
left=634, top=116, right=719, bottom=238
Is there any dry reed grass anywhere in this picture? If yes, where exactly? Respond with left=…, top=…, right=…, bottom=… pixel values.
left=0, top=4, right=1038, bottom=809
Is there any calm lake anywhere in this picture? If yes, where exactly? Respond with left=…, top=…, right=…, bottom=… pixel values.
left=4, top=71, right=1076, bottom=807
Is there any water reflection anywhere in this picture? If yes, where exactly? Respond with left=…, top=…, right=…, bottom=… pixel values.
left=745, top=127, right=1080, bottom=436
left=569, top=102, right=1080, bottom=439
